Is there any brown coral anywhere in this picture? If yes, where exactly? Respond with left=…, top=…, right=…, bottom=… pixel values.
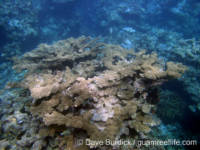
left=8, top=36, right=188, bottom=149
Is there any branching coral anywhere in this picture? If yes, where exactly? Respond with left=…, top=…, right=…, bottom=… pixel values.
left=157, top=90, right=187, bottom=122
left=5, top=36, right=188, bottom=149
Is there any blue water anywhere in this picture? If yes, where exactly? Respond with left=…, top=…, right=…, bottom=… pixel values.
left=0, top=0, right=200, bottom=149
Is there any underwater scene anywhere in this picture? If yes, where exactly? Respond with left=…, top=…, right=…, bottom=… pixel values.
left=0, top=0, right=200, bottom=150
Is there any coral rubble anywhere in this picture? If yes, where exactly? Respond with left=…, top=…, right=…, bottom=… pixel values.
left=1, top=36, right=188, bottom=149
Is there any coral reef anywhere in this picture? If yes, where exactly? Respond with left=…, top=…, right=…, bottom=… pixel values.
left=150, top=122, right=200, bottom=150
left=0, top=0, right=40, bottom=59
left=177, top=66, right=200, bottom=113
left=0, top=88, right=42, bottom=149
left=2, top=36, right=188, bottom=149
left=157, top=90, right=187, bottom=122
left=100, top=25, right=200, bottom=117
left=0, top=62, right=26, bottom=90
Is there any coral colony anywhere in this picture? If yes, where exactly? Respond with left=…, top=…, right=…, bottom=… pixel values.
left=1, top=36, right=188, bottom=149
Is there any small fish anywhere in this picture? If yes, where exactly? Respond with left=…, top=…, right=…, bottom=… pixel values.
left=18, top=121, right=24, bottom=124
left=60, top=130, right=71, bottom=136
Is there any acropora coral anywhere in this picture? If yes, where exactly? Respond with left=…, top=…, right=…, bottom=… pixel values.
left=1, top=36, right=188, bottom=149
